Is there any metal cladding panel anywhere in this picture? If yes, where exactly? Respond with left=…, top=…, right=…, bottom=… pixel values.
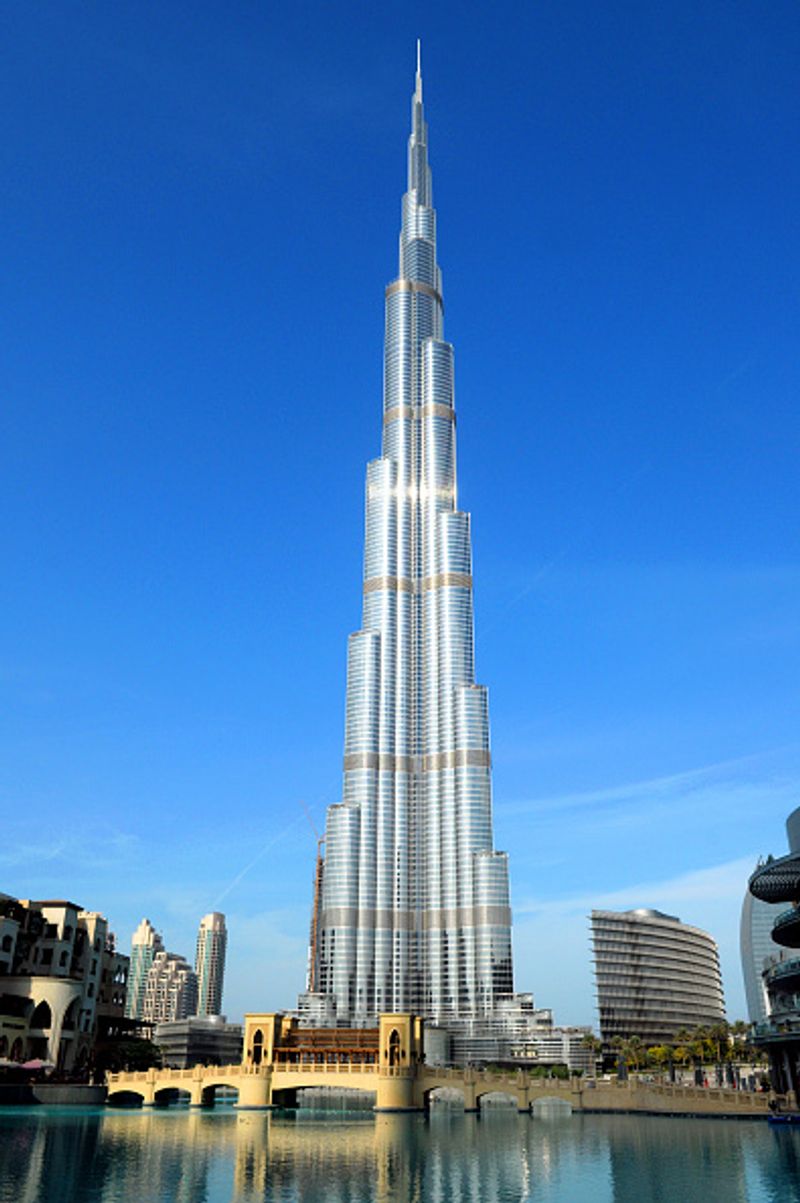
left=315, top=60, right=514, bottom=1027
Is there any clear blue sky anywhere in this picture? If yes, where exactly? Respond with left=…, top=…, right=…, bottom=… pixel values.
left=2, top=2, right=798, bottom=1027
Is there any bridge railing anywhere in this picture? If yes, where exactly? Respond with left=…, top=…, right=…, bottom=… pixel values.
left=274, top=1061, right=376, bottom=1075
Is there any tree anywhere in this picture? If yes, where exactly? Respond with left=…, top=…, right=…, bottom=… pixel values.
left=647, top=1045, right=671, bottom=1073
left=580, top=1034, right=603, bottom=1075
left=95, top=1038, right=162, bottom=1076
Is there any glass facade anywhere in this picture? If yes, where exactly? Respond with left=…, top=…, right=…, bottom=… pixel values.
left=313, top=55, right=514, bottom=1028
left=125, top=917, right=163, bottom=1021
left=740, top=885, right=782, bottom=1023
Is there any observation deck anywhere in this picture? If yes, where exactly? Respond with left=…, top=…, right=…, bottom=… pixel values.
left=748, top=851, right=800, bottom=904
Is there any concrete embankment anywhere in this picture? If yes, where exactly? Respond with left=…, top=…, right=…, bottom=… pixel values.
left=0, top=1083, right=107, bottom=1106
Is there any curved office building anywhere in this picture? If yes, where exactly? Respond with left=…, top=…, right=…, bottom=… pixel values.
left=591, top=908, right=726, bottom=1045
left=310, top=52, right=514, bottom=1032
left=740, top=886, right=782, bottom=1023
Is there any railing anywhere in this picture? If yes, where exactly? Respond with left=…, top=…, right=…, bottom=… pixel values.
left=275, top=1061, right=375, bottom=1075
left=766, top=956, right=800, bottom=983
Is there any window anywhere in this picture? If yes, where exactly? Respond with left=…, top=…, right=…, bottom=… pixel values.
left=41, top=948, right=53, bottom=967
left=59, top=951, right=68, bottom=967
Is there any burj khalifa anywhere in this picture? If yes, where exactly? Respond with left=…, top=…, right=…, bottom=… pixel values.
left=310, top=49, right=515, bottom=1035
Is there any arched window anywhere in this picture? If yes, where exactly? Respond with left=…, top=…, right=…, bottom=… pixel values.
left=388, top=1028, right=401, bottom=1068
left=63, top=926, right=73, bottom=941
left=30, top=1000, right=52, bottom=1029
left=10, top=1038, right=23, bottom=1061
left=252, top=1029, right=264, bottom=1066
left=1, top=935, right=12, bottom=953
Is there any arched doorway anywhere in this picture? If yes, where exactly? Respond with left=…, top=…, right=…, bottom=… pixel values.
left=252, top=1029, right=264, bottom=1066
left=388, top=1029, right=401, bottom=1068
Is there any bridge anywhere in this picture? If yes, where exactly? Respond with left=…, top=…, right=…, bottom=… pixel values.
left=106, top=1012, right=772, bottom=1116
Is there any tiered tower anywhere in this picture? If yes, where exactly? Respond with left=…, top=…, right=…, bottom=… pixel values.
left=311, top=48, right=514, bottom=1033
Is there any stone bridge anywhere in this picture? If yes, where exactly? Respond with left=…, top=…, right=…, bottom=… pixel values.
left=106, top=1012, right=772, bottom=1117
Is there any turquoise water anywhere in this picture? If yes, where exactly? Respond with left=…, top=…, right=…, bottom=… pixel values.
left=0, top=1105, right=799, bottom=1202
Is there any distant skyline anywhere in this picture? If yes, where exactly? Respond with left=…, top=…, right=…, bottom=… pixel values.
left=2, top=3, right=798, bottom=1026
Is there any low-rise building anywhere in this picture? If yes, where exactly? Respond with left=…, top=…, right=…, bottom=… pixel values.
left=154, top=1015, right=242, bottom=1068
left=509, top=1026, right=595, bottom=1074
left=0, top=894, right=128, bottom=1072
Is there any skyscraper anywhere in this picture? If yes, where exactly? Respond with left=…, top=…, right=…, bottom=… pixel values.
left=310, top=49, right=514, bottom=1035
left=740, top=883, right=782, bottom=1023
left=195, top=911, right=227, bottom=1017
left=126, top=917, right=164, bottom=1021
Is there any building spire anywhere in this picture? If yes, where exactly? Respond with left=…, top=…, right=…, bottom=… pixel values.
left=415, top=38, right=422, bottom=101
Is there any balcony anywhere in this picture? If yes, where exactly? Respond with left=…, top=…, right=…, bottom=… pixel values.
left=766, top=957, right=800, bottom=988
left=749, top=852, right=800, bottom=904
left=753, top=1014, right=800, bottom=1043
left=772, top=907, right=800, bottom=950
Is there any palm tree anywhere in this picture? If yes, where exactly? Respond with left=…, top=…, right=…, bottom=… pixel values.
left=580, top=1034, right=603, bottom=1076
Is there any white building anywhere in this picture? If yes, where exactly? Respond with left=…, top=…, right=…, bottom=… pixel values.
left=0, top=895, right=128, bottom=1071
left=195, top=912, right=227, bottom=1017
left=141, top=951, right=197, bottom=1024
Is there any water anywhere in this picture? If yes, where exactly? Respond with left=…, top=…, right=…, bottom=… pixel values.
left=1, top=1105, right=799, bottom=1202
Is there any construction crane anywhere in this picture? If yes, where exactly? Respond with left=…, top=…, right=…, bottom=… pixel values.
left=299, top=801, right=325, bottom=993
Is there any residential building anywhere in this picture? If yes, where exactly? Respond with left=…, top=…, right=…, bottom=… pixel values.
left=195, top=912, right=227, bottom=1017
left=125, top=917, right=164, bottom=1021
left=155, top=1014, right=242, bottom=1068
left=740, top=884, right=783, bottom=1023
left=141, top=951, right=198, bottom=1025
left=748, top=805, right=800, bottom=1099
left=591, top=908, right=726, bottom=1046
left=0, top=894, right=128, bottom=1071
left=307, top=48, right=521, bottom=1056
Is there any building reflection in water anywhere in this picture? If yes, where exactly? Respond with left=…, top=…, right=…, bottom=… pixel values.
left=606, top=1115, right=749, bottom=1203
left=0, top=1105, right=798, bottom=1203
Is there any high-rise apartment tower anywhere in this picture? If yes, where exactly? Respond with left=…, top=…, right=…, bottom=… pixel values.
left=141, top=951, right=198, bottom=1025
left=195, top=911, right=227, bottom=1017
left=126, top=917, right=163, bottom=1021
left=310, top=49, right=514, bottom=1032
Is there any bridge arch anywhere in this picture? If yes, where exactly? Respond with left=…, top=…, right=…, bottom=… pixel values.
left=107, top=1087, right=146, bottom=1106
left=154, top=1086, right=192, bottom=1106
left=199, top=1078, right=241, bottom=1106
left=423, top=1085, right=467, bottom=1109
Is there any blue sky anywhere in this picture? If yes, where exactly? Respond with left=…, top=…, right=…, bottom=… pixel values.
left=1, top=2, right=798, bottom=1027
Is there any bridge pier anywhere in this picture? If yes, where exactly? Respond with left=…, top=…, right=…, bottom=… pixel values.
left=375, top=1072, right=419, bottom=1111
left=234, top=1070, right=271, bottom=1110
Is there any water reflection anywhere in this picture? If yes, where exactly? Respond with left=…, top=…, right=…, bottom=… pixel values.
left=0, top=1106, right=797, bottom=1203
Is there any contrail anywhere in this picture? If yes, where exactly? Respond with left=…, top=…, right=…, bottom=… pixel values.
left=212, top=813, right=308, bottom=907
